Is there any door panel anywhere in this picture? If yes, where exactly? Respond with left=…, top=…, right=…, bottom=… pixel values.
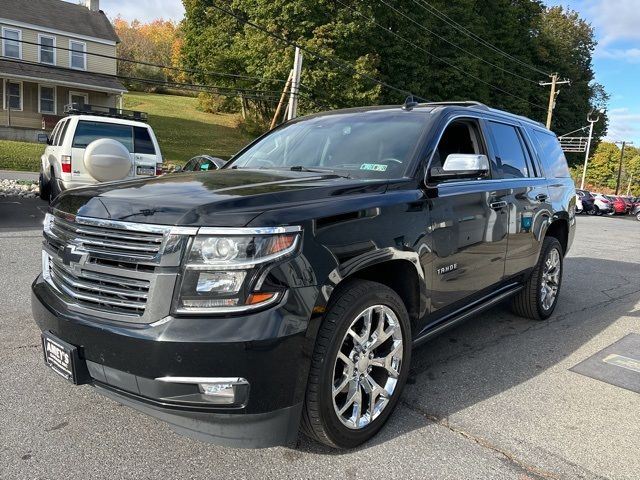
left=425, top=181, right=509, bottom=314
left=501, top=179, right=551, bottom=277
left=485, top=121, right=553, bottom=277
left=420, top=116, right=509, bottom=322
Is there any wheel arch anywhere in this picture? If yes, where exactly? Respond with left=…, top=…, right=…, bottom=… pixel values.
left=543, top=217, right=569, bottom=255
left=321, top=250, right=427, bottom=332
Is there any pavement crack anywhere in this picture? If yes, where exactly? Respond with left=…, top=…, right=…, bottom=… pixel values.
left=401, top=400, right=560, bottom=480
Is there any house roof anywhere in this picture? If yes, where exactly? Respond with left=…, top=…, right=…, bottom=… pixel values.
left=1, top=0, right=119, bottom=43
left=0, top=58, right=126, bottom=93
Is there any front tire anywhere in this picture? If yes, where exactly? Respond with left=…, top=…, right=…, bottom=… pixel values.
left=511, top=237, right=563, bottom=321
left=302, top=280, right=412, bottom=449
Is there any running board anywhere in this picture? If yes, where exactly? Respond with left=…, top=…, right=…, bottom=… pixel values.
left=413, top=283, right=523, bottom=347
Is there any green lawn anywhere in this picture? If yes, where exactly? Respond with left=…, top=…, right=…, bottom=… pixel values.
left=0, top=92, right=252, bottom=172
left=124, top=92, right=253, bottom=163
left=0, top=140, right=45, bottom=172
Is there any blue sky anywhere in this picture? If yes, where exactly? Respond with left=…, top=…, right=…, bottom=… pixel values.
left=545, top=0, right=640, bottom=144
left=76, top=0, right=638, bottom=144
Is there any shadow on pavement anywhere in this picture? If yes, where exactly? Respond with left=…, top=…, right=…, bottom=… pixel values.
left=0, top=197, right=48, bottom=231
left=297, top=255, right=640, bottom=454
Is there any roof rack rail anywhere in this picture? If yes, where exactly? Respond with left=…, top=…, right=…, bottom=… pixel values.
left=422, top=101, right=489, bottom=110
left=63, top=103, right=149, bottom=122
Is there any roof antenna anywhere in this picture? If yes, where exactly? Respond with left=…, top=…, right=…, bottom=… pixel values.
left=402, top=95, right=419, bottom=111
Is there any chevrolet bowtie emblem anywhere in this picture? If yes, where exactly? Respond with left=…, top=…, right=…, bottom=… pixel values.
left=61, top=244, right=88, bottom=267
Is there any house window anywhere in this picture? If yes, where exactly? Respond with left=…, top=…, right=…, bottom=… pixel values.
left=2, top=28, right=21, bottom=59
left=70, top=40, right=86, bottom=70
left=69, top=91, right=88, bottom=108
left=39, top=35, right=56, bottom=65
left=39, top=85, right=56, bottom=114
left=5, top=81, right=22, bottom=111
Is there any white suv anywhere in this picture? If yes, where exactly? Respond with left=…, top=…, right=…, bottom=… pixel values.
left=39, top=106, right=163, bottom=202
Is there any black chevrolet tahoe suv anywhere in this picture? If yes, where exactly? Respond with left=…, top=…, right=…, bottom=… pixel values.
left=32, top=101, right=576, bottom=449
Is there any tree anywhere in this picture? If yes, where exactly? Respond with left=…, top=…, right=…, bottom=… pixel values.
left=179, top=0, right=607, bottom=139
left=113, top=17, right=183, bottom=91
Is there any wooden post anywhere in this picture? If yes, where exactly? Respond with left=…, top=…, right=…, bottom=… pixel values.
left=240, top=94, right=247, bottom=119
left=270, top=70, right=293, bottom=130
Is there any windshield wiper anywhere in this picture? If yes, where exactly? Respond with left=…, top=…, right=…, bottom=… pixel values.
left=289, top=165, right=351, bottom=179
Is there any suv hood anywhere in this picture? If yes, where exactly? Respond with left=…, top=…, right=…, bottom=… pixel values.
left=53, top=169, right=388, bottom=227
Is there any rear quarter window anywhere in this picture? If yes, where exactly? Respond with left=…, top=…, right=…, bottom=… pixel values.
left=134, top=126, right=156, bottom=155
left=531, top=130, right=571, bottom=178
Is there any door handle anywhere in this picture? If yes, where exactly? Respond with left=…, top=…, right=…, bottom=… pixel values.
left=535, top=193, right=548, bottom=202
left=490, top=200, right=507, bottom=210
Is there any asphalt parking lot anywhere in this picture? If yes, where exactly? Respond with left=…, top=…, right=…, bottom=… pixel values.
left=1, top=198, right=638, bottom=480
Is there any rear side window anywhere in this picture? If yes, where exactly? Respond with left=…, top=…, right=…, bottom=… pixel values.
left=489, top=121, right=530, bottom=178
left=57, top=120, right=70, bottom=146
left=532, top=130, right=570, bottom=178
left=134, top=126, right=156, bottom=154
left=72, top=121, right=134, bottom=152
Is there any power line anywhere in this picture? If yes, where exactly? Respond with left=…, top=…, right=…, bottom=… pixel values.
left=0, top=57, right=284, bottom=102
left=334, top=0, right=548, bottom=112
left=0, top=35, right=292, bottom=86
left=375, top=0, right=539, bottom=85
left=412, top=0, right=552, bottom=77
left=207, top=2, right=427, bottom=102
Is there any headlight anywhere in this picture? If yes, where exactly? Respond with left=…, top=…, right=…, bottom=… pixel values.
left=175, top=228, right=301, bottom=313
left=187, top=232, right=298, bottom=268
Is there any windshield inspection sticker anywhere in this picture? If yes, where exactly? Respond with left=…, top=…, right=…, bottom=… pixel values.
left=360, top=163, right=388, bottom=172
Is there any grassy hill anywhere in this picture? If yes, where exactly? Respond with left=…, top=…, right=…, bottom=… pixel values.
left=124, top=92, right=252, bottom=163
left=0, top=92, right=252, bottom=172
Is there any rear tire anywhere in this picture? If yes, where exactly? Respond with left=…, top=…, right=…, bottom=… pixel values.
left=49, top=168, right=61, bottom=203
left=511, top=237, right=563, bottom=321
left=38, top=170, right=50, bottom=202
left=302, top=280, right=411, bottom=449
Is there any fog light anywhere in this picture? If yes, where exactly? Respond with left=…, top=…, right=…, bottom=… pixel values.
left=156, top=376, right=250, bottom=405
left=198, top=378, right=249, bottom=404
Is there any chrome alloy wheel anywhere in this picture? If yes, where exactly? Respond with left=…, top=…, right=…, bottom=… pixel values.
left=540, top=247, right=561, bottom=311
left=332, top=305, right=403, bottom=429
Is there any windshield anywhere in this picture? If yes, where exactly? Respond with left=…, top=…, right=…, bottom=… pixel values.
left=228, top=111, right=427, bottom=179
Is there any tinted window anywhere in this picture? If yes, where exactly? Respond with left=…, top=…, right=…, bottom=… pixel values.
left=231, top=112, right=426, bottom=179
left=429, top=119, right=489, bottom=180
left=57, top=120, right=70, bottom=146
left=489, top=122, right=530, bottom=178
left=134, top=127, right=156, bottom=154
left=49, top=122, right=61, bottom=145
left=183, top=158, right=198, bottom=171
left=532, top=130, right=571, bottom=178
left=72, top=121, right=133, bottom=151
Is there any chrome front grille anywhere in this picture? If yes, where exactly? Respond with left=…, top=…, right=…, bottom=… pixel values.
left=50, top=215, right=164, bottom=260
left=49, top=257, right=150, bottom=316
left=42, top=212, right=195, bottom=323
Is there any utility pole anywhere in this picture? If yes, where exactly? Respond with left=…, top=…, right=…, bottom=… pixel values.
left=287, top=47, right=303, bottom=121
left=270, top=70, right=293, bottom=130
left=614, top=141, right=633, bottom=195
left=579, top=109, right=604, bottom=190
left=540, top=73, right=570, bottom=129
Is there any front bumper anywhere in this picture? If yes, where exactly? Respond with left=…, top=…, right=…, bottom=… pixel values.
left=32, top=276, right=319, bottom=447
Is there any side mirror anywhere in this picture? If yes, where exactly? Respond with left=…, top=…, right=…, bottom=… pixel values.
left=173, top=165, right=183, bottom=173
left=37, top=133, right=50, bottom=145
left=430, top=154, right=490, bottom=180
